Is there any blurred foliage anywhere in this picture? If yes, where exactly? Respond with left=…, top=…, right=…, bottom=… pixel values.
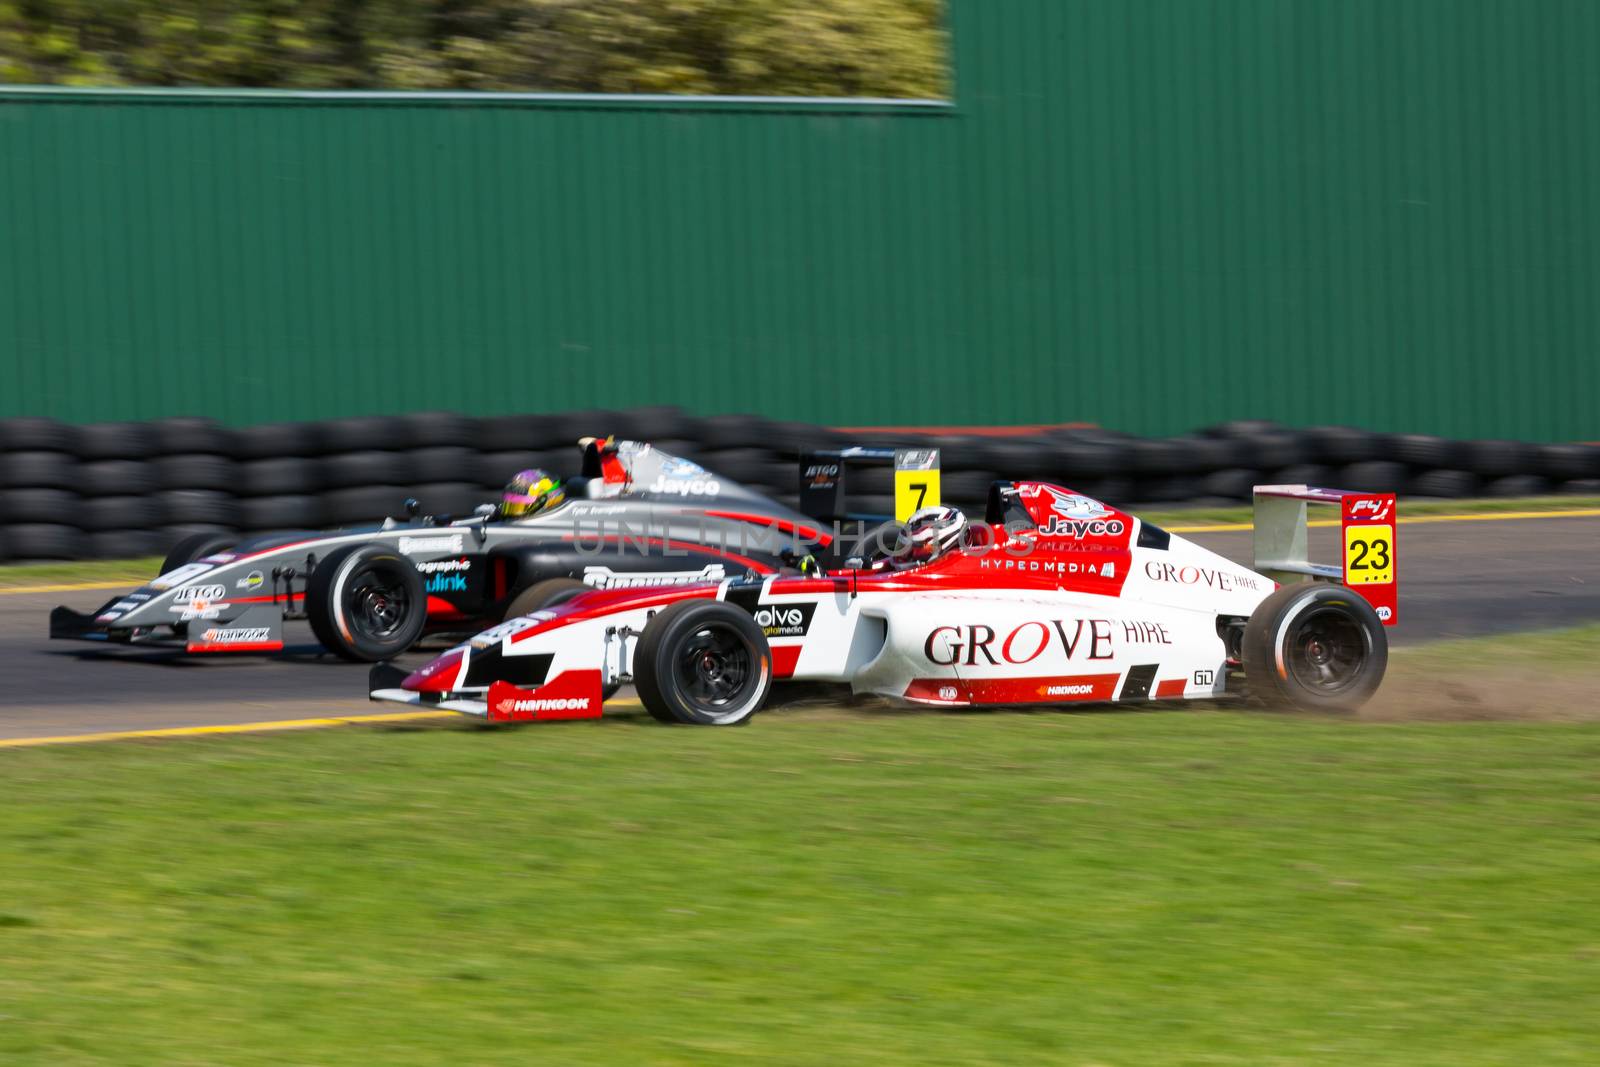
left=0, top=0, right=947, bottom=96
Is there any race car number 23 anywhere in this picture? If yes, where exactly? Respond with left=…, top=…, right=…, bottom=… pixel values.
left=1344, top=524, right=1394, bottom=585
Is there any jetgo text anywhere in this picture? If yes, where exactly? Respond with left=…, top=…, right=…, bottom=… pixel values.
left=925, top=620, right=1114, bottom=667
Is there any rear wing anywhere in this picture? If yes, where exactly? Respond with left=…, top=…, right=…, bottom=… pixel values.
left=1253, top=485, right=1398, bottom=625
left=799, top=447, right=941, bottom=524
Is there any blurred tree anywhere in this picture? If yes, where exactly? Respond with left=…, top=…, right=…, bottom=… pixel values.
left=0, top=0, right=947, bottom=96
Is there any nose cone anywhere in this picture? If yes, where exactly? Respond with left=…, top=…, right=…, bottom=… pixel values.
left=403, top=649, right=466, bottom=693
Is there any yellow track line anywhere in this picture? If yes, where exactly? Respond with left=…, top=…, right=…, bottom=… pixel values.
left=0, top=699, right=647, bottom=749
left=0, top=579, right=145, bottom=596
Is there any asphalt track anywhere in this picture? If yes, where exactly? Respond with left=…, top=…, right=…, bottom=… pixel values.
left=2, top=513, right=1597, bottom=742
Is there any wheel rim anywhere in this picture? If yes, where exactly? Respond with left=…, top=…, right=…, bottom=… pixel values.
left=1285, top=606, right=1368, bottom=695
left=673, top=623, right=757, bottom=715
left=345, top=566, right=412, bottom=644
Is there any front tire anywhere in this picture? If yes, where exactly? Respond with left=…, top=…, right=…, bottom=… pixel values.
left=158, top=531, right=236, bottom=576
left=1242, top=584, right=1387, bottom=712
left=306, top=544, right=427, bottom=661
left=634, top=600, right=774, bottom=725
left=501, top=577, right=590, bottom=622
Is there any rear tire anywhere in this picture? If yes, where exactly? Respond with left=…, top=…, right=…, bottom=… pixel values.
left=1242, top=584, right=1387, bottom=712
left=306, top=544, right=426, bottom=661
left=634, top=600, right=773, bottom=725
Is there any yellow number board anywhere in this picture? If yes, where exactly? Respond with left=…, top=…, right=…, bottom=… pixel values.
left=893, top=448, right=941, bottom=523
left=1343, top=524, right=1395, bottom=585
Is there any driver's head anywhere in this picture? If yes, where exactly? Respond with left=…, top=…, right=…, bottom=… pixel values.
left=900, top=505, right=969, bottom=564
left=498, top=469, right=565, bottom=519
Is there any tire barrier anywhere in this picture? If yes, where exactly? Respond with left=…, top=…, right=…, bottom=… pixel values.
left=1, top=412, right=1597, bottom=561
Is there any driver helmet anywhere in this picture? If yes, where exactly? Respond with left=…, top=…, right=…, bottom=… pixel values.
left=498, top=469, right=565, bottom=519
left=899, top=505, right=969, bottom=564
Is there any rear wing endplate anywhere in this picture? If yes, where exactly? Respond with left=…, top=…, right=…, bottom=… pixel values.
left=1253, top=485, right=1398, bottom=626
left=799, top=447, right=940, bottom=524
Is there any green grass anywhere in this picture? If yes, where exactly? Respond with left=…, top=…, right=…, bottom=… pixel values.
left=0, top=556, right=162, bottom=590
left=3, top=708, right=1599, bottom=1064
left=1392, top=623, right=1600, bottom=671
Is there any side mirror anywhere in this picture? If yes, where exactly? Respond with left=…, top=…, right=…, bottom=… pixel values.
left=404, top=497, right=420, bottom=519
left=845, top=556, right=865, bottom=570
left=474, top=504, right=497, bottom=519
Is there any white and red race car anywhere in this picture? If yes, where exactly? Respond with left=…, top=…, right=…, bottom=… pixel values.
left=368, top=481, right=1398, bottom=724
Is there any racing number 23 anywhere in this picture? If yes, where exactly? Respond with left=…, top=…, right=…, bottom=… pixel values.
left=1344, top=524, right=1395, bottom=585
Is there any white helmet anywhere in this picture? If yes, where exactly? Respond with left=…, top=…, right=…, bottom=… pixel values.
left=900, top=505, right=968, bottom=564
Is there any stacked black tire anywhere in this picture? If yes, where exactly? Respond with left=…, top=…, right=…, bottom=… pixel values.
left=3, top=411, right=1598, bottom=561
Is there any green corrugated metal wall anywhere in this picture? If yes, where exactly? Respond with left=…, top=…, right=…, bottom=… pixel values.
left=3, top=0, right=1598, bottom=439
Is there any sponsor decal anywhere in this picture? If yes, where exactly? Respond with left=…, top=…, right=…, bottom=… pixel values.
left=425, top=573, right=467, bottom=594
left=237, top=571, right=265, bottom=591
left=200, top=626, right=273, bottom=644
left=418, top=558, right=472, bottom=594
left=95, top=598, right=141, bottom=622
left=582, top=564, right=726, bottom=589
left=199, top=553, right=237, bottom=564
left=1043, top=682, right=1096, bottom=697
left=494, top=694, right=592, bottom=716
left=1026, top=486, right=1112, bottom=520
left=167, top=584, right=229, bottom=620
left=979, top=557, right=1116, bottom=578
left=646, top=476, right=721, bottom=497
left=805, top=463, right=840, bottom=481
left=469, top=613, right=551, bottom=649
left=1042, top=516, right=1126, bottom=540
left=924, top=620, right=1115, bottom=667
left=399, top=534, right=464, bottom=555
left=938, top=685, right=959, bottom=701
left=149, top=561, right=214, bottom=591
left=1122, top=620, right=1173, bottom=645
left=1376, top=605, right=1393, bottom=622
left=1350, top=498, right=1393, bottom=522
left=1142, top=561, right=1263, bottom=592
left=753, top=602, right=816, bottom=639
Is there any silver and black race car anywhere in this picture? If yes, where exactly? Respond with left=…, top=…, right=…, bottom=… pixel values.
left=50, top=438, right=837, bottom=661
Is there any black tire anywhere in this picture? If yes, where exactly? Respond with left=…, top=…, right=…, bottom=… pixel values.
left=1303, top=426, right=1386, bottom=465
left=405, top=446, right=478, bottom=485
left=409, top=482, right=483, bottom=519
left=86, top=530, right=167, bottom=561
left=634, top=600, right=774, bottom=725
left=319, top=486, right=410, bottom=526
left=80, top=459, right=159, bottom=497
left=3, top=523, right=85, bottom=560
left=305, top=544, right=427, bottom=661
left=74, top=421, right=156, bottom=460
left=150, top=417, right=233, bottom=456
left=1338, top=461, right=1408, bottom=494
left=234, top=421, right=322, bottom=459
left=1268, top=464, right=1335, bottom=490
left=1242, top=584, right=1388, bottom=713
left=399, top=411, right=476, bottom=448
left=239, top=457, right=321, bottom=497
left=0, top=488, right=77, bottom=525
left=0, top=417, right=73, bottom=453
left=81, top=495, right=162, bottom=532
left=1407, top=469, right=1481, bottom=499
left=1465, top=439, right=1536, bottom=479
left=159, top=531, right=237, bottom=574
left=1485, top=474, right=1552, bottom=498
left=320, top=450, right=408, bottom=489
left=0, top=451, right=76, bottom=489
left=1200, top=468, right=1260, bottom=501
left=238, top=494, right=325, bottom=531
left=158, top=489, right=239, bottom=527
left=501, top=577, right=591, bottom=622
left=1390, top=434, right=1464, bottom=468
left=316, top=416, right=407, bottom=454
left=1537, top=444, right=1600, bottom=481
left=153, top=454, right=237, bottom=491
